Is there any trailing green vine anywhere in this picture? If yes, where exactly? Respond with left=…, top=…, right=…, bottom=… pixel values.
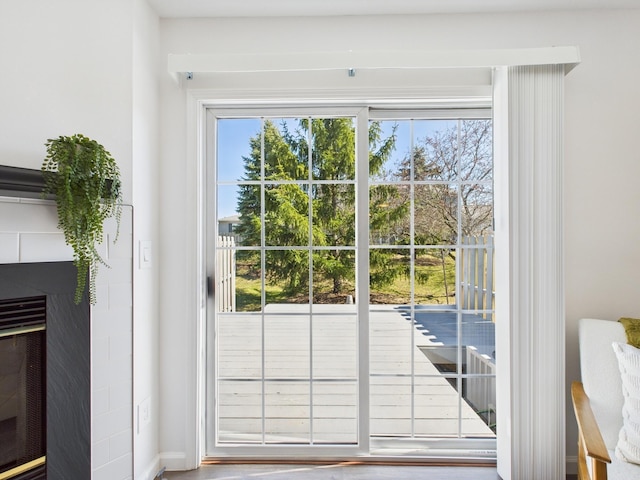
left=42, top=134, right=122, bottom=305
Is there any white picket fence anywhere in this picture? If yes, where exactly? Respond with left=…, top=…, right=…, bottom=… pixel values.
left=217, top=235, right=236, bottom=312
left=460, top=235, right=494, bottom=320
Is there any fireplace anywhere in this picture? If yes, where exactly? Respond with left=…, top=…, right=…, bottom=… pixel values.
left=0, top=262, right=90, bottom=480
left=0, top=175, right=134, bottom=480
left=0, top=296, right=46, bottom=480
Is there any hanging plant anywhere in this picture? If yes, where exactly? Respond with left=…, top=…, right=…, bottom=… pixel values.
left=42, top=134, right=122, bottom=305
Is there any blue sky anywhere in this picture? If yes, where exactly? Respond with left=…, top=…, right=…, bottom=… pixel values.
left=215, top=117, right=457, bottom=219
left=216, top=118, right=260, bottom=218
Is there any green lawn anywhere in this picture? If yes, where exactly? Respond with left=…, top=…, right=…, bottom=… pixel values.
left=233, top=252, right=456, bottom=312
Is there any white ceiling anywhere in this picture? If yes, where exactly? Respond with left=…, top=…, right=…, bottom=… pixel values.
left=148, top=0, right=640, bottom=18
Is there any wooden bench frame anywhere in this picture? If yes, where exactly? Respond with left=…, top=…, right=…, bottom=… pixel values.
left=571, top=381, right=612, bottom=480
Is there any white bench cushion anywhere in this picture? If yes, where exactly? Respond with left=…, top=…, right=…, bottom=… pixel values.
left=585, top=449, right=640, bottom=479
left=580, top=318, right=627, bottom=449
left=609, top=450, right=640, bottom=479
left=613, top=341, right=640, bottom=464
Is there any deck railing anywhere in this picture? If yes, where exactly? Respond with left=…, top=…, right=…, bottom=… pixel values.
left=217, top=235, right=236, bottom=312
left=466, top=345, right=496, bottom=429
left=460, top=235, right=494, bottom=320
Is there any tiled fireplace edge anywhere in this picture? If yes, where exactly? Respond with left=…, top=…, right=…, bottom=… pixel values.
left=0, top=197, right=134, bottom=480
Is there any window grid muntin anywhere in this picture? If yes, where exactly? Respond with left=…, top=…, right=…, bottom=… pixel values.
left=367, top=116, right=494, bottom=440
left=215, top=113, right=359, bottom=446
left=209, top=107, right=495, bottom=455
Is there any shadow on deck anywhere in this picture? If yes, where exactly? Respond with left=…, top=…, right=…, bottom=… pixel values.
left=396, top=305, right=495, bottom=359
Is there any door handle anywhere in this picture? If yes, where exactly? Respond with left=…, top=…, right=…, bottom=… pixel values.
left=207, top=276, right=214, bottom=297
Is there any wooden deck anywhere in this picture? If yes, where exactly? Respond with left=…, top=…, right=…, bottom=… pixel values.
left=216, top=304, right=495, bottom=444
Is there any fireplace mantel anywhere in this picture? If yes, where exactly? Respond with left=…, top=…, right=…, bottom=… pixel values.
left=0, top=165, right=115, bottom=200
left=0, top=166, right=47, bottom=199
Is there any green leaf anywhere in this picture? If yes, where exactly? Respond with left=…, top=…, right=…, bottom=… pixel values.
left=42, top=134, right=122, bottom=305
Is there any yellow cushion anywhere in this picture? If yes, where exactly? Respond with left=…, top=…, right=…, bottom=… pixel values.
left=619, top=318, right=640, bottom=349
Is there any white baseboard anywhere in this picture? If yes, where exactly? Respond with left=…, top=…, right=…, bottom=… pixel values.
left=159, top=452, right=189, bottom=472
left=137, top=454, right=161, bottom=480
left=566, top=456, right=578, bottom=475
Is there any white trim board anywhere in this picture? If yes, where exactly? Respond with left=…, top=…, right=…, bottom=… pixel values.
left=168, top=46, right=580, bottom=75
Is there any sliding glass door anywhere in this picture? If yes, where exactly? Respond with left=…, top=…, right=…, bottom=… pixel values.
left=368, top=115, right=495, bottom=448
left=206, top=106, right=495, bottom=457
left=208, top=109, right=363, bottom=454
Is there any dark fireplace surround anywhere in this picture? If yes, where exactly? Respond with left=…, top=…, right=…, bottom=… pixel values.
left=0, top=262, right=90, bottom=480
left=0, top=166, right=93, bottom=479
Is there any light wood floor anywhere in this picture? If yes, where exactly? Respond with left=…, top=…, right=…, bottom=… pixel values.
left=163, top=463, right=501, bottom=479
left=163, top=465, right=579, bottom=479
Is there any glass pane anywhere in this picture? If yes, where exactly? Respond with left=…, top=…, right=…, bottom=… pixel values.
left=462, top=340, right=496, bottom=435
left=414, top=382, right=460, bottom=437
left=312, top=314, right=357, bottom=379
left=265, top=380, right=310, bottom=443
left=414, top=248, right=456, bottom=306
left=413, top=375, right=459, bottom=437
left=311, top=117, right=356, bottom=181
left=462, top=414, right=496, bottom=438
left=459, top=119, right=493, bottom=182
left=370, top=376, right=412, bottom=436
left=264, top=183, right=310, bottom=247
left=369, top=184, right=410, bottom=246
left=460, top=183, right=493, bottom=237
left=369, top=120, right=408, bottom=181
left=216, top=184, right=241, bottom=234
left=462, top=373, right=497, bottom=437
left=215, top=242, right=237, bottom=313
left=264, top=250, right=310, bottom=305
left=264, top=118, right=308, bottom=181
left=232, top=184, right=261, bottom=247
left=313, top=381, right=358, bottom=444
left=459, top=239, right=494, bottom=312
left=217, top=118, right=262, bottom=182
left=414, top=311, right=459, bottom=373
left=264, top=314, right=310, bottom=379
left=414, top=184, right=458, bottom=246
left=413, top=119, right=458, bottom=182
left=458, top=375, right=495, bottom=437
left=461, top=313, right=496, bottom=366
left=369, top=248, right=411, bottom=304
left=217, top=380, right=262, bottom=443
left=312, top=250, right=355, bottom=304
left=217, top=314, right=262, bottom=378
left=313, top=184, right=355, bottom=246
left=233, top=251, right=262, bottom=313
left=370, top=307, right=412, bottom=376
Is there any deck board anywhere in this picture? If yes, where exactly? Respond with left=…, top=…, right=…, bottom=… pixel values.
left=217, top=304, right=495, bottom=443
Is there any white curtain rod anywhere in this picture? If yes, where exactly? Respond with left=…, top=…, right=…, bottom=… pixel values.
left=168, top=46, right=580, bottom=75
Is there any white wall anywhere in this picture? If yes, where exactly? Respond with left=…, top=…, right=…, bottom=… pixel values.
left=0, top=1, right=161, bottom=479
left=133, top=1, right=161, bottom=478
left=0, top=0, right=134, bottom=201
left=158, top=9, right=640, bottom=470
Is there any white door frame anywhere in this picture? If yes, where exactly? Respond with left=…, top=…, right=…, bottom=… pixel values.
left=179, top=59, right=572, bottom=474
